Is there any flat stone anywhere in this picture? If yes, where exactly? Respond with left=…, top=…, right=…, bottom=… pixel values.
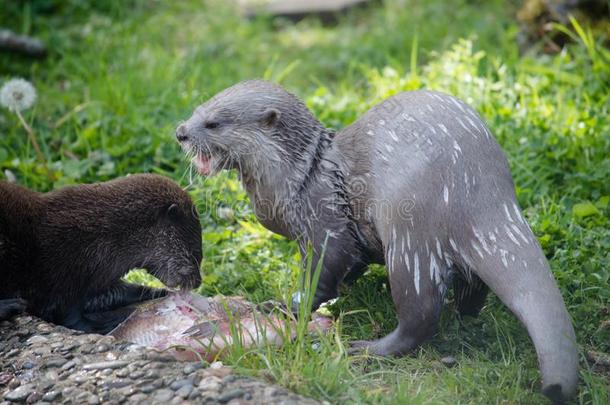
left=175, top=384, right=193, bottom=398
left=152, top=389, right=174, bottom=402
left=41, top=390, right=61, bottom=402
left=169, top=379, right=192, bottom=391
left=25, top=336, right=48, bottom=345
left=4, top=384, right=36, bottom=402
left=44, top=357, right=68, bottom=368
left=218, top=388, right=245, bottom=403
left=182, top=363, right=203, bottom=374
left=83, top=361, right=128, bottom=371
left=139, top=385, right=155, bottom=394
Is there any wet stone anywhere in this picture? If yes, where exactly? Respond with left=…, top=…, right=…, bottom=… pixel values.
left=41, top=390, right=61, bottom=402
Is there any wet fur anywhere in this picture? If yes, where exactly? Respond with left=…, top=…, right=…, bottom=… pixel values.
left=0, top=174, right=202, bottom=333
left=178, top=80, right=578, bottom=402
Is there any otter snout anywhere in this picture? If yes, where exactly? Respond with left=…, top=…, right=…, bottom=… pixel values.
left=161, top=266, right=201, bottom=291
left=176, top=123, right=189, bottom=143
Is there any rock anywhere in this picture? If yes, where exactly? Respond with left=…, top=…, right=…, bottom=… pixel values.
left=169, top=379, right=192, bottom=391
left=25, top=392, right=41, bottom=404
left=25, top=336, right=47, bottom=345
left=152, top=389, right=174, bottom=402
left=86, top=395, right=100, bottom=404
left=41, top=391, right=61, bottom=402
left=198, top=376, right=222, bottom=392
left=440, top=356, right=458, bottom=368
left=218, top=388, right=245, bottom=403
left=139, top=385, right=155, bottom=394
left=22, top=361, right=35, bottom=369
left=44, top=357, right=67, bottom=368
left=4, top=384, right=35, bottom=402
left=175, top=384, right=193, bottom=398
left=182, top=363, right=203, bottom=375
left=83, top=361, right=129, bottom=371
left=129, top=394, right=148, bottom=403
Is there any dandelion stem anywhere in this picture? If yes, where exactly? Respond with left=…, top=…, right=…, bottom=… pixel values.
left=15, top=110, right=54, bottom=181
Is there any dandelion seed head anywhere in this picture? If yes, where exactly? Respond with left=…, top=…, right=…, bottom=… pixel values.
left=0, top=78, right=37, bottom=112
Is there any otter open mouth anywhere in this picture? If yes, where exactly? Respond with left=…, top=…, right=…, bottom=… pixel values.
left=193, top=152, right=212, bottom=176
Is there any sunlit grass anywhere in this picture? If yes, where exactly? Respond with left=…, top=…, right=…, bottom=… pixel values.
left=1, top=0, right=608, bottom=403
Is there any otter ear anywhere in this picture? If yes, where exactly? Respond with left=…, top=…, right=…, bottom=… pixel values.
left=260, top=108, right=281, bottom=128
left=167, top=203, right=180, bottom=220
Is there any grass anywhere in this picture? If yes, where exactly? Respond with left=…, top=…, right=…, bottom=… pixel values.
left=1, top=0, right=609, bottom=403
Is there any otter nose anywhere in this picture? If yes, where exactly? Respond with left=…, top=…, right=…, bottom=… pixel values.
left=176, top=124, right=189, bottom=142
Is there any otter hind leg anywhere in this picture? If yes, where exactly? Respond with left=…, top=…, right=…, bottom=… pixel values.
left=351, top=240, right=445, bottom=356
left=453, top=272, right=489, bottom=318
left=454, top=214, right=578, bottom=401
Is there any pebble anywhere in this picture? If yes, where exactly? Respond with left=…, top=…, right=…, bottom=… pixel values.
left=129, top=393, right=148, bottom=403
left=440, top=356, right=458, bottom=368
left=218, top=388, right=245, bottom=403
left=87, top=395, right=100, bottom=404
left=139, top=385, right=155, bottom=394
left=152, top=389, right=174, bottom=402
left=198, top=377, right=222, bottom=392
left=41, top=391, right=61, bottom=402
left=169, top=379, right=192, bottom=391
left=83, top=361, right=129, bottom=371
left=182, top=363, right=203, bottom=375
left=44, top=357, right=67, bottom=368
left=1, top=316, right=321, bottom=405
left=4, top=384, right=35, bottom=402
left=25, top=336, right=47, bottom=345
left=25, top=392, right=41, bottom=404
left=175, top=384, right=193, bottom=399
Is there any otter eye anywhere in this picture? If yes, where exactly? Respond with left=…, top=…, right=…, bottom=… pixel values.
left=204, top=121, right=220, bottom=129
left=166, top=203, right=180, bottom=220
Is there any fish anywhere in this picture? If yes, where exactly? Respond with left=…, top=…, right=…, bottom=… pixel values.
left=109, top=292, right=332, bottom=361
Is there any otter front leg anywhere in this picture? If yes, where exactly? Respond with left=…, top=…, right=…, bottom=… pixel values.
left=295, top=239, right=368, bottom=312
left=84, top=280, right=166, bottom=313
left=0, top=298, right=27, bottom=321
left=352, top=246, right=444, bottom=356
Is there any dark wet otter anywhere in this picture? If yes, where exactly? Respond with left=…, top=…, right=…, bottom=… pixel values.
left=176, top=80, right=578, bottom=402
left=0, top=174, right=202, bottom=333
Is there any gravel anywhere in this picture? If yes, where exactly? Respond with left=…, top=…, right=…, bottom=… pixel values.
left=1, top=316, right=320, bottom=404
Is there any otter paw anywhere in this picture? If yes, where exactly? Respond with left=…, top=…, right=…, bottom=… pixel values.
left=0, top=298, right=28, bottom=321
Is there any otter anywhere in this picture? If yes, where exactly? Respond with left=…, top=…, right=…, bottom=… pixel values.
left=176, top=80, right=578, bottom=402
left=0, top=174, right=202, bottom=333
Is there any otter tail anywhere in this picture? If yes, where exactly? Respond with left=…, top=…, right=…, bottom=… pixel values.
left=456, top=209, right=578, bottom=402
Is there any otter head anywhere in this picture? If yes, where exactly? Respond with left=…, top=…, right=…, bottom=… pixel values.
left=102, top=175, right=203, bottom=290
left=176, top=80, right=322, bottom=178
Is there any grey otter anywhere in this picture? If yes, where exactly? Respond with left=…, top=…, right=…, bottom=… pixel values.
left=0, top=174, right=202, bottom=333
left=176, top=80, right=578, bottom=402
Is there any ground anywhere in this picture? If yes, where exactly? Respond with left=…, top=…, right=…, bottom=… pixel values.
left=0, top=315, right=319, bottom=404
left=0, top=0, right=608, bottom=404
